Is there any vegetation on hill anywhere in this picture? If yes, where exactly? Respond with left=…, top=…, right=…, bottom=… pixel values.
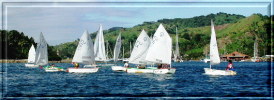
left=55, top=12, right=271, bottom=60
left=0, top=30, right=61, bottom=61
left=2, top=12, right=272, bottom=61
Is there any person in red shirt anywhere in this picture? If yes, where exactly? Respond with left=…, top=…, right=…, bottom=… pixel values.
left=226, top=60, right=234, bottom=70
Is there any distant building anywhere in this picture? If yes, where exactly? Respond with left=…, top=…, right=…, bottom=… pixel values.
left=220, top=51, right=249, bottom=61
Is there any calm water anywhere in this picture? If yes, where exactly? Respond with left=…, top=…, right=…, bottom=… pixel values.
left=1, top=62, right=272, bottom=99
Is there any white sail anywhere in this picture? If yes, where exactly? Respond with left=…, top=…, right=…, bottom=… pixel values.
left=94, top=24, right=107, bottom=61
left=72, top=30, right=95, bottom=65
left=129, top=30, right=151, bottom=64
left=210, top=20, right=220, bottom=65
left=34, top=32, right=48, bottom=66
left=145, top=24, right=172, bottom=64
left=27, top=44, right=36, bottom=63
left=174, top=27, right=180, bottom=61
left=113, top=33, right=122, bottom=62
left=254, top=39, right=258, bottom=60
left=106, top=41, right=109, bottom=60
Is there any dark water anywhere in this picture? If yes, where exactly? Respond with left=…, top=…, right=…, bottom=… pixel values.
left=1, top=62, right=272, bottom=99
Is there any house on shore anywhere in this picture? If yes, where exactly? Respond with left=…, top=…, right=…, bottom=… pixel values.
left=220, top=51, right=250, bottom=61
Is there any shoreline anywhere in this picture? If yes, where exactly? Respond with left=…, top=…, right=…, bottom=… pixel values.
left=0, top=59, right=72, bottom=63
left=0, top=59, right=116, bottom=63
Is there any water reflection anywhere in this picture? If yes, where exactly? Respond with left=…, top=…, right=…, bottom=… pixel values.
left=133, top=73, right=174, bottom=81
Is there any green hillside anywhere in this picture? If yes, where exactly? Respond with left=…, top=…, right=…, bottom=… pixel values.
left=0, top=30, right=61, bottom=60
left=53, top=13, right=272, bottom=60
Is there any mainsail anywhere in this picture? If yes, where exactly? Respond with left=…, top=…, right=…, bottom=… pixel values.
left=129, top=30, right=151, bottom=64
left=209, top=20, right=220, bottom=65
left=72, top=30, right=95, bottom=65
left=113, top=33, right=122, bottom=62
left=145, top=24, right=172, bottom=64
left=94, top=24, right=107, bottom=61
left=27, top=44, right=36, bottom=63
left=34, top=33, right=48, bottom=66
left=174, top=27, right=180, bottom=61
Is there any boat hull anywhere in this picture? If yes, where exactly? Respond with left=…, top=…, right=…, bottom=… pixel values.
left=204, top=68, right=236, bottom=75
left=44, top=66, right=64, bottom=72
left=127, top=68, right=155, bottom=73
left=111, top=66, right=127, bottom=71
left=25, top=63, right=39, bottom=67
left=153, top=68, right=176, bottom=74
left=67, top=67, right=99, bottom=73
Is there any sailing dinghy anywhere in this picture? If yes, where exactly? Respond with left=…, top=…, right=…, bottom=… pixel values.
left=67, top=30, right=99, bottom=73
left=25, top=44, right=38, bottom=67
left=111, top=33, right=126, bottom=71
left=204, top=20, right=236, bottom=75
left=251, top=39, right=259, bottom=62
left=173, top=27, right=183, bottom=62
left=35, top=33, right=64, bottom=72
left=145, top=24, right=176, bottom=74
left=126, top=29, right=156, bottom=73
left=94, top=24, right=107, bottom=62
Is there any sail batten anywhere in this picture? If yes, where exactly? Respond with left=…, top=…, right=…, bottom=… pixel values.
left=210, top=20, right=220, bottom=65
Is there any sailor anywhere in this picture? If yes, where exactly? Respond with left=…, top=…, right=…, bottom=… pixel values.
left=124, top=62, right=129, bottom=68
left=72, top=62, right=79, bottom=68
left=226, top=60, right=234, bottom=70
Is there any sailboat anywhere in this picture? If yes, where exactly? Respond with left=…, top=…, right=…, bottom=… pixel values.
left=94, top=24, right=107, bottom=62
left=145, top=24, right=176, bottom=74
left=67, top=30, right=99, bottom=73
left=35, top=33, right=64, bottom=72
left=25, top=44, right=38, bottom=67
left=126, top=29, right=157, bottom=73
left=251, top=39, right=259, bottom=62
left=204, top=20, right=236, bottom=75
left=173, top=27, right=183, bottom=62
left=111, top=33, right=125, bottom=71
left=203, top=54, right=210, bottom=63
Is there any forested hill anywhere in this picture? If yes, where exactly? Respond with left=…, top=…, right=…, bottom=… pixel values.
left=54, top=12, right=270, bottom=60
left=0, top=30, right=61, bottom=60
left=54, top=12, right=271, bottom=60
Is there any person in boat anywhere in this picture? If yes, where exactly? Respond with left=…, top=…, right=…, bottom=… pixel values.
left=72, top=62, right=79, bottom=68
left=124, top=62, right=129, bottom=68
left=157, top=64, right=162, bottom=69
left=50, top=64, right=55, bottom=68
left=226, top=60, right=234, bottom=71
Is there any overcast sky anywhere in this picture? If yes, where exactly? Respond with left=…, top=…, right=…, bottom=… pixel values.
left=1, top=0, right=273, bottom=45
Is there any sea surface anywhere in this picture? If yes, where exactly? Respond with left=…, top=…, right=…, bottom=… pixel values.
left=1, top=62, right=272, bottom=99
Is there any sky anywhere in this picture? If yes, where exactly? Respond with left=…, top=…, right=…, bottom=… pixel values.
left=1, top=0, right=273, bottom=45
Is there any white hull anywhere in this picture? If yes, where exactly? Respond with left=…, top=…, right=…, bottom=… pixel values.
left=127, top=68, right=155, bottom=73
left=44, top=67, right=64, bottom=72
left=67, top=67, right=99, bottom=73
left=204, top=68, right=236, bottom=75
left=25, top=63, right=39, bottom=67
left=111, top=66, right=127, bottom=71
left=97, top=63, right=115, bottom=66
left=153, top=68, right=176, bottom=74
left=203, top=59, right=210, bottom=63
